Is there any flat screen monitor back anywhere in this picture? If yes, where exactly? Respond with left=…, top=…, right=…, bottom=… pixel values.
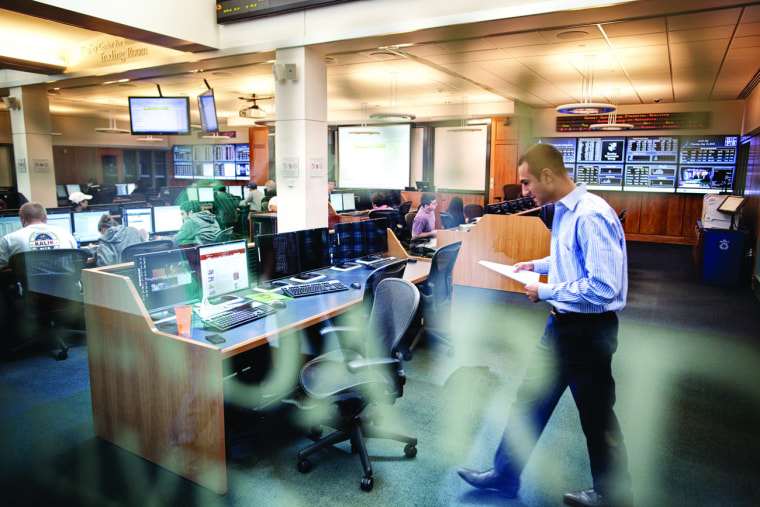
left=363, top=218, right=388, bottom=257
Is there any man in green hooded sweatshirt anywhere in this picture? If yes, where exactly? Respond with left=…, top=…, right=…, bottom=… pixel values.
left=173, top=200, right=221, bottom=247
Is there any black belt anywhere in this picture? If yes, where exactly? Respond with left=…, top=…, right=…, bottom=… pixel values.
left=550, top=309, right=615, bottom=324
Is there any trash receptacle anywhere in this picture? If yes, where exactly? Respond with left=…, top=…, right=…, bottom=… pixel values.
left=701, top=227, right=747, bottom=285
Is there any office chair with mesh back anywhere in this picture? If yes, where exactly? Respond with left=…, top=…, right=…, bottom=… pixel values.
left=361, top=259, right=407, bottom=315
left=463, top=204, right=484, bottom=221
left=406, top=241, right=462, bottom=358
left=214, top=227, right=234, bottom=243
left=439, top=211, right=457, bottom=229
left=398, top=200, right=412, bottom=218
left=120, top=239, right=174, bottom=263
left=9, top=249, right=90, bottom=360
left=296, top=278, right=420, bottom=491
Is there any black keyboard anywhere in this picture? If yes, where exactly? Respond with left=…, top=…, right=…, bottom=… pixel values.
left=364, top=257, right=398, bottom=269
left=200, top=301, right=277, bottom=331
left=280, top=279, right=349, bottom=298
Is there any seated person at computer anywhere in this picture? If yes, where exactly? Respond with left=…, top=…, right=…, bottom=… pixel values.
left=94, top=214, right=147, bottom=267
left=0, top=202, right=78, bottom=269
left=446, top=196, right=467, bottom=226
left=412, top=192, right=438, bottom=240
left=241, top=182, right=265, bottom=212
left=371, top=191, right=391, bottom=210
left=172, top=201, right=221, bottom=247
left=212, top=183, right=241, bottom=230
left=69, top=191, right=92, bottom=212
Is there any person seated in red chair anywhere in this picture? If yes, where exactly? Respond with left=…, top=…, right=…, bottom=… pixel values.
left=0, top=202, right=78, bottom=270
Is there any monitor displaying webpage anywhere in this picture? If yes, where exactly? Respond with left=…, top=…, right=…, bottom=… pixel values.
left=198, top=240, right=250, bottom=298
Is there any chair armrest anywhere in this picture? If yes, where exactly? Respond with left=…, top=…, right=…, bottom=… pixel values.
left=346, top=357, right=398, bottom=374
left=319, top=325, right=358, bottom=337
left=319, top=325, right=362, bottom=351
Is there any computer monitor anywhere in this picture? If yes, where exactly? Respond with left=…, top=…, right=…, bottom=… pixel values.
left=123, top=207, right=154, bottom=235
left=330, top=193, right=344, bottom=212
left=185, top=187, right=199, bottom=201
left=56, top=184, right=68, bottom=199
left=115, top=183, right=129, bottom=196
left=198, top=187, right=214, bottom=202
left=362, top=217, right=388, bottom=258
left=153, top=205, right=183, bottom=234
left=126, top=183, right=136, bottom=194
left=66, top=184, right=81, bottom=196
left=255, top=231, right=300, bottom=287
left=416, top=180, right=435, bottom=192
left=46, top=211, right=74, bottom=235
left=342, top=192, right=356, bottom=212
left=73, top=210, right=105, bottom=243
left=197, top=240, right=250, bottom=300
left=134, top=247, right=200, bottom=313
left=0, top=215, right=22, bottom=236
left=227, top=185, right=244, bottom=199
left=297, top=227, right=331, bottom=279
left=332, top=221, right=365, bottom=266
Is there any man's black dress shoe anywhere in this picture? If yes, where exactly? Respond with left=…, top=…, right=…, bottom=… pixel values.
left=457, top=468, right=518, bottom=497
left=563, top=488, right=633, bottom=507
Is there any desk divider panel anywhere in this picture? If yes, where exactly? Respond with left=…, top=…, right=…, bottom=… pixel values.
left=82, top=264, right=227, bottom=494
left=437, top=214, right=551, bottom=293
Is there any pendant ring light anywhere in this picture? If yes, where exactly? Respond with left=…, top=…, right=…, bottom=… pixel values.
left=556, top=55, right=616, bottom=115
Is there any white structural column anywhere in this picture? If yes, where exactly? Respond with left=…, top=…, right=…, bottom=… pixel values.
left=8, top=86, right=58, bottom=208
left=273, top=46, right=328, bottom=233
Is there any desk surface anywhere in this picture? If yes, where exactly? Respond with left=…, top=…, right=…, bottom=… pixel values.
left=157, top=260, right=430, bottom=359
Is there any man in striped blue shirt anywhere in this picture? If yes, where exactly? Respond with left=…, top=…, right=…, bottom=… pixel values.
left=459, top=143, right=632, bottom=507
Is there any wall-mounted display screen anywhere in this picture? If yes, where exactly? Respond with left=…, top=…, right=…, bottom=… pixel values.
left=626, top=136, right=679, bottom=163
left=624, top=164, right=677, bottom=192
left=679, top=135, right=738, bottom=164
left=129, top=97, right=190, bottom=135
left=577, top=137, right=626, bottom=164
left=575, top=164, right=624, bottom=191
left=537, top=137, right=577, bottom=164
left=338, top=124, right=411, bottom=190
left=197, top=89, right=218, bottom=132
left=676, top=135, right=737, bottom=194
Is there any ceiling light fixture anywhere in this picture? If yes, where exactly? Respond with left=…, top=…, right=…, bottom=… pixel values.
left=369, top=72, right=416, bottom=122
left=556, top=55, right=616, bottom=115
left=449, top=96, right=481, bottom=132
left=94, top=110, right=129, bottom=134
left=349, top=103, right=380, bottom=135
left=589, top=88, right=633, bottom=131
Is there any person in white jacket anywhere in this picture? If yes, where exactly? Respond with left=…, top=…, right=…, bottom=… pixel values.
left=0, top=202, right=78, bottom=269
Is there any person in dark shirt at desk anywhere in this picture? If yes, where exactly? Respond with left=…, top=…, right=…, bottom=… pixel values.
left=458, top=143, right=631, bottom=507
left=212, top=183, right=241, bottom=230
left=446, top=196, right=467, bottom=226
left=412, top=192, right=438, bottom=240
left=172, top=201, right=221, bottom=247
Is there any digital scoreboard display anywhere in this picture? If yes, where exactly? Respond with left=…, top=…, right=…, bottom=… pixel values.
left=217, top=0, right=357, bottom=23
left=624, top=164, right=677, bottom=192
left=576, top=164, right=624, bottom=191
left=626, top=136, right=679, bottom=163
left=577, top=137, right=626, bottom=164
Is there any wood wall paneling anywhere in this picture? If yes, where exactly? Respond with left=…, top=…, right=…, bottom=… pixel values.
left=250, top=126, right=270, bottom=186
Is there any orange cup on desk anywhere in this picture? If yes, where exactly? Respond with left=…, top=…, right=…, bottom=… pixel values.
left=174, top=305, right=192, bottom=336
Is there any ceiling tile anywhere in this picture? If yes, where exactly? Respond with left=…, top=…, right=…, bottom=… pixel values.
left=600, top=18, right=666, bottom=38
left=668, top=8, right=741, bottom=30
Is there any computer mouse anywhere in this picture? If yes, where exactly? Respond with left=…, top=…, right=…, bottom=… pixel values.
left=407, top=258, right=417, bottom=263
left=271, top=300, right=286, bottom=309
left=351, top=282, right=362, bottom=290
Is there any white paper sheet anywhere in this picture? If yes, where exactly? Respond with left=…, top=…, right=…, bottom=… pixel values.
left=478, top=260, right=540, bottom=285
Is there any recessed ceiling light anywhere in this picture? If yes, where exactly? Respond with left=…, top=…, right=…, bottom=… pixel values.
left=557, top=30, right=589, bottom=40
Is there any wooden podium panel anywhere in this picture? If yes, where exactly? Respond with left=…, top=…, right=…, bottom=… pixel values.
left=83, top=266, right=227, bottom=494
left=437, top=214, right=551, bottom=293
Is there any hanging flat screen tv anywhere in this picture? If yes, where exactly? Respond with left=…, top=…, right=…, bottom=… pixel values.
left=197, top=89, right=219, bottom=132
left=129, top=96, right=191, bottom=135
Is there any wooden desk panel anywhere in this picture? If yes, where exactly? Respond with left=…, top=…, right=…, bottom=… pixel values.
left=437, top=214, right=550, bottom=293
left=83, top=267, right=226, bottom=494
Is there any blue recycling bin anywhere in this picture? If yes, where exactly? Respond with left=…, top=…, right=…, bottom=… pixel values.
left=700, top=226, right=747, bottom=286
